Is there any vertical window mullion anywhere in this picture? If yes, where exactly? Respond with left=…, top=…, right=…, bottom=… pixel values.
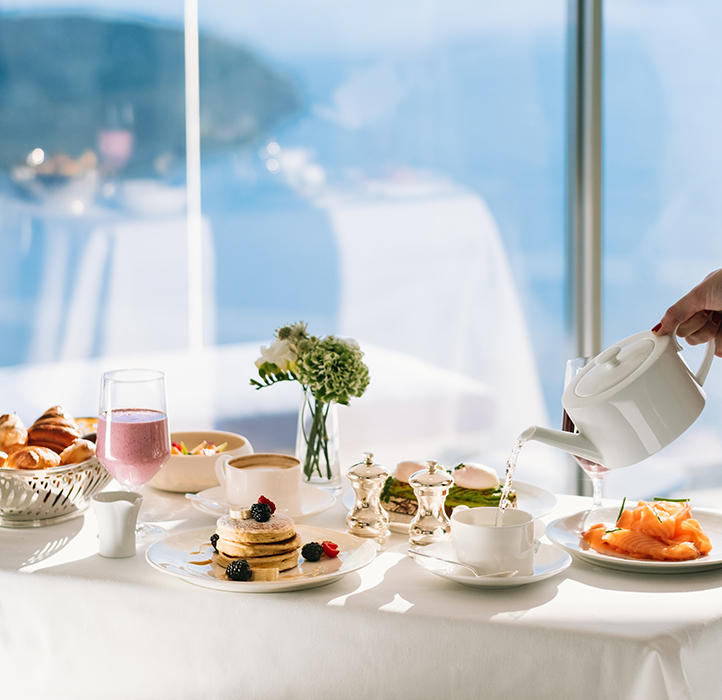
left=566, top=0, right=604, bottom=493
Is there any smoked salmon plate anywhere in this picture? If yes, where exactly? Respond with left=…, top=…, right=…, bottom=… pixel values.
left=582, top=500, right=711, bottom=562
left=546, top=501, right=722, bottom=573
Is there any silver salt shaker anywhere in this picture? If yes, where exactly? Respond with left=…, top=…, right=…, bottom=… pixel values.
left=346, top=452, right=390, bottom=539
left=408, top=460, right=454, bottom=546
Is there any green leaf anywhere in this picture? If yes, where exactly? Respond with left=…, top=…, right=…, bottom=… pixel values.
left=615, top=496, right=627, bottom=525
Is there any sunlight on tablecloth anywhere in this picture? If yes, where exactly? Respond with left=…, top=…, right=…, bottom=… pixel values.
left=327, top=548, right=405, bottom=608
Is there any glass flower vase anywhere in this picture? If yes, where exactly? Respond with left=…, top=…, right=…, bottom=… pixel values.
left=295, top=389, right=342, bottom=493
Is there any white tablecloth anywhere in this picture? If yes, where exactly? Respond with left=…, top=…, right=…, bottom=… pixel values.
left=1, top=490, right=720, bottom=700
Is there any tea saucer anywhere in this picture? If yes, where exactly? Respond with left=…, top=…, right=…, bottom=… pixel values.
left=410, top=539, right=571, bottom=588
left=188, top=484, right=335, bottom=520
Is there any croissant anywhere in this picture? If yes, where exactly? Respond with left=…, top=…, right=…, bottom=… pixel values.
left=5, top=445, right=61, bottom=470
left=0, top=413, right=28, bottom=453
left=59, top=438, right=96, bottom=466
left=27, top=406, right=82, bottom=454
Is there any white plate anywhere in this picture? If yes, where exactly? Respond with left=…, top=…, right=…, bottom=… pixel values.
left=188, top=484, right=335, bottom=520
left=344, top=481, right=557, bottom=534
left=410, top=539, right=571, bottom=588
left=146, top=524, right=376, bottom=593
left=546, top=506, right=722, bottom=573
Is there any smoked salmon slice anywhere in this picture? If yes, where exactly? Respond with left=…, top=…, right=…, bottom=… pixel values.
left=603, top=528, right=699, bottom=561
left=581, top=500, right=711, bottom=562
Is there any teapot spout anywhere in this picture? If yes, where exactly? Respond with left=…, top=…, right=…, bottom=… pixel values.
left=520, top=426, right=604, bottom=465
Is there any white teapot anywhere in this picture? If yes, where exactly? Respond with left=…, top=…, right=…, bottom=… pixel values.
left=521, top=330, right=716, bottom=469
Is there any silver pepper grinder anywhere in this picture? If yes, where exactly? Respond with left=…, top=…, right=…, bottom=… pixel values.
left=346, top=452, right=390, bottom=539
left=408, top=460, right=454, bottom=546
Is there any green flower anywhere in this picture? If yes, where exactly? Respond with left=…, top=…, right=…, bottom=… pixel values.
left=276, top=321, right=308, bottom=345
left=295, top=335, right=370, bottom=405
left=251, top=323, right=369, bottom=408
left=251, top=322, right=370, bottom=481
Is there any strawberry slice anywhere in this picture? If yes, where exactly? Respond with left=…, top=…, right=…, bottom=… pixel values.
left=322, top=540, right=339, bottom=558
left=258, top=495, right=276, bottom=514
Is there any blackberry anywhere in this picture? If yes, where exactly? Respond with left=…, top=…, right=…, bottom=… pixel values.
left=210, top=533, right=219, bottom=552
left=302, top=542, right=324, bottom=562
left=226, top=559, right=252, bottom=581
left=250, top=502, right=272, bottom=522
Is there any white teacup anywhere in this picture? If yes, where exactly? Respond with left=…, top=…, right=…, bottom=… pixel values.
left=215, top=453, right=302, bottom=515
left=451, top=506, right=535, bottom=577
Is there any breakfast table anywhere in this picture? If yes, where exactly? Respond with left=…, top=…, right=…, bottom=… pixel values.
left=1, top=486, right=721, bottom=700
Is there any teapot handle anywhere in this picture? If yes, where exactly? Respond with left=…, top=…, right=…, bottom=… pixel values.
left=672, top=324, right=716, bottom=386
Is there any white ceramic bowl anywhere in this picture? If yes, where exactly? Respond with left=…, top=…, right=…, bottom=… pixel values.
left=149, top=430, right=253, bottom=493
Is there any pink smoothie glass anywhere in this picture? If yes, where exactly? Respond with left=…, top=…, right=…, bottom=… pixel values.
left=97, top=368, right=170, bottom=537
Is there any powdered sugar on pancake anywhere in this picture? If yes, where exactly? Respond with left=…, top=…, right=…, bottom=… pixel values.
left=217, top=512, right=296, bottom=544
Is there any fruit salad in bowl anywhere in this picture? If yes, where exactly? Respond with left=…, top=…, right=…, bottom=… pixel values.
left=149, top=430, right=253, bottom=493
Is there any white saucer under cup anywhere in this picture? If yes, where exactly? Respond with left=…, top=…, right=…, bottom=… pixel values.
left=411, top=539, right=571, bottom=589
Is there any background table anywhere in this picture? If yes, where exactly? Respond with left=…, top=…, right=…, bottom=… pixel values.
left=1, top=489, right=720, bottom=700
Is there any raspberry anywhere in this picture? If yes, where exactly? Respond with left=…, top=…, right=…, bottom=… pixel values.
left=322, top=540, right=339, bottom=558
left=258, top=495, right=276, bottom=514
left=301, top=542, right=324, bottom=562
left=226, top=559, right=252, bottom=581
left=250, top=502, right=272, bottom=522
left=210, top=533, right=219, bottom=552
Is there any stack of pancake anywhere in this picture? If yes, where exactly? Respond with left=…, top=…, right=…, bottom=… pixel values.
left=215, top=511, right=301, bottom=572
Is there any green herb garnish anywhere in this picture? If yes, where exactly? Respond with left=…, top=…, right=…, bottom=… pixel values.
left=615, top=496, right=627, bottom=525
left=653, top=497, right=690, bottom=503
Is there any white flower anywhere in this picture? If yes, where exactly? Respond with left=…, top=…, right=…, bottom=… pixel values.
left=255, top=338, right=297, bottom=371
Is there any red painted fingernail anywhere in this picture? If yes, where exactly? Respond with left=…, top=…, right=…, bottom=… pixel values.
left=713, top=312, right=722, bottom=324
left=652, top=323, right=662, bottom=333
left=704, top=310, right=713, bottom=316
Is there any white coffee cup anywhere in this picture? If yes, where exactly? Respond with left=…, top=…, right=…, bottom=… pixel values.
left=215, top=453, right=302, bottom=515
left=92, top=491, right=143, bottom=558
left=451, top=506, right=535, bottom=576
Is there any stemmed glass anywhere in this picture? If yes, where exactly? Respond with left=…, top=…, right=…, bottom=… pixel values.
left=96, top=368, right=171, bottom=538
left=563, top=357, right=611, bottom=529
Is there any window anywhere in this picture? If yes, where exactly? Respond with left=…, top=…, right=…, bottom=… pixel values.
left=603, top=0, right=722, bottom=500
left=8, top=1, right=671, bottom=495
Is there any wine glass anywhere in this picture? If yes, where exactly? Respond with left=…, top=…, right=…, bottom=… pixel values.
left=563, top=357, right=611, bottom=529
left=96, top=368, right=171, bottom=538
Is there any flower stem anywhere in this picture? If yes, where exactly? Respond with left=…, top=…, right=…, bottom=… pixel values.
left=302, top=393, right=327, bottom=480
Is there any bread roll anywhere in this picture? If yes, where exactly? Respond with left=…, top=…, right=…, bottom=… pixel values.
left=27, top=406, right=82, bottom=454
left=0, top=413, right=28, bottom=452
left=5, top=446, right=61, bottom=470
left=59, top=438, right=96, bottom=465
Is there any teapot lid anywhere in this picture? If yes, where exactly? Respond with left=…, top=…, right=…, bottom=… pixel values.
left=574, top=335, right=656, bottom=398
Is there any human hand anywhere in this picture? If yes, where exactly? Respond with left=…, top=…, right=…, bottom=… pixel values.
left=652, top=268, right=722, bottom=357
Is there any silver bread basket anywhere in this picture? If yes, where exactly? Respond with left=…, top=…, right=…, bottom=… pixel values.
left=0, top=457, right=111, bottom=527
